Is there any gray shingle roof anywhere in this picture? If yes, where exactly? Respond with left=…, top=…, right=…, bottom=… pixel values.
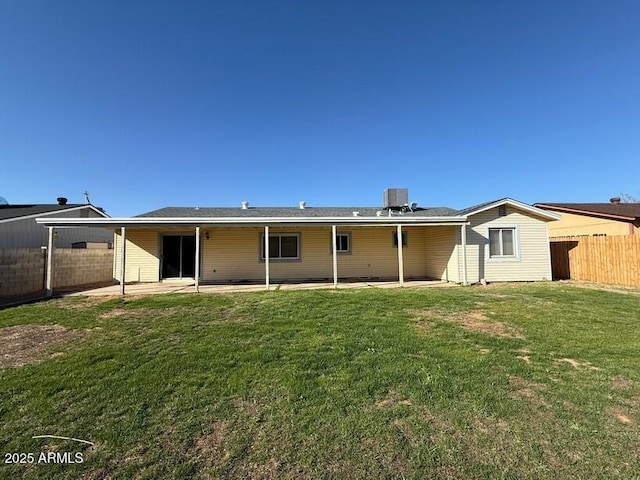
left=0, top=204, right=86, bottom=221
left=454, top=198, right=510, bottom=216
left=136, top=206, right=459, bottom=218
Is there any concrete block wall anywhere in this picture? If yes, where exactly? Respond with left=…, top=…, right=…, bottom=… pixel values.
left=0, top=248, right=115, bottom=298
left=52, top=249, right=115, bottom=289
left=0, top=248, right=46, bottom=296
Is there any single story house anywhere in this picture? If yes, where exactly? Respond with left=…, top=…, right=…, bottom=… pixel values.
left=0, top=197, right=112, bottom=248
left=534, top=198, right=640, bottom=237
left=36, top=191, right=559, bottom=294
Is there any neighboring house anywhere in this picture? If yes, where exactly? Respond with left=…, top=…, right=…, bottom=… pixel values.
left=0, top=198, right=112, bottom=248
left=36, top=192, right=559, bottom=289
left=534, top=198, right=640, bottom=237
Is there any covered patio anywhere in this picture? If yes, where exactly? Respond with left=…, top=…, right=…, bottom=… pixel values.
left=37, top=209, right=470, bottom=296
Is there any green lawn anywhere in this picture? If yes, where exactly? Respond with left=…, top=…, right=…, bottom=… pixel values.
left=0, top=283, right=638, bottom=479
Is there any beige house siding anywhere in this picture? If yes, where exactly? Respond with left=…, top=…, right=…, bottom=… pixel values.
left=114, top=226, right=440, bottom=283
left=462, top=207, right=552, bottom=283
left=202, top=226, right=429, bottom=282
left=423, top=226, right=459, bottom=281
left=546, top=211, right=635, bottom=237
left=114, top=229, right=160, bottom=283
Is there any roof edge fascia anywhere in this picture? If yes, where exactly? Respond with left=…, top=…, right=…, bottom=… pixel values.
left=36, top=215, right=468, bottom=227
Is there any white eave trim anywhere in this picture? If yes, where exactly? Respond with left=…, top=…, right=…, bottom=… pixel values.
left=0, top=204, right=110, bottom=224
left=36, top=215, right=468, bottom=228
left=464, top=198, right=560, bottom=221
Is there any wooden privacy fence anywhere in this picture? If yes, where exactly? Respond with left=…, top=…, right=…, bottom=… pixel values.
left=550, top=235, right=640, bottom=287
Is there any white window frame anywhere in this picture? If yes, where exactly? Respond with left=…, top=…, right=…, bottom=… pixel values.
left=260, top=233, right=301, bottom=261
left=486, top=226, right=520, bottom=261
left=332, top=232, right=351, bottom=255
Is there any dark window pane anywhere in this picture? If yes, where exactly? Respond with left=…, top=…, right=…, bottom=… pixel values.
left=268, top=236, right=280, bottom=258
left=337, top=234, right=349, bottom=251
left=502, top=229, right=514, bottom=256
left=280, top=236, right=298, bottom=257
left=162, top=236, right=181, bottom=278
left=181, top=236, right=196, bottom=277
left=489, top=230, right=501, bottom=256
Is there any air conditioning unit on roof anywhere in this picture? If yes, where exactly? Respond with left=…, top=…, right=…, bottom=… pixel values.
left=383, top=188, right=408, bottom=209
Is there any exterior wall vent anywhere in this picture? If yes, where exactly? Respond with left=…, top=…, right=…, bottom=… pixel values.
left=383, top=188, right=408, bottom=209
left=498, top=205, right=507, bottom=217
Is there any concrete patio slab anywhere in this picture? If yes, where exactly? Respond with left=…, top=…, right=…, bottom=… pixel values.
left=66, top=279, right=456, bottom=296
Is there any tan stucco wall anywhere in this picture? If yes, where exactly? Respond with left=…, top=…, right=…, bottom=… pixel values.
left=546, top=211, right=635, bottom=237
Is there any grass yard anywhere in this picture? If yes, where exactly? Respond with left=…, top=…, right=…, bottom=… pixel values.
left=0, top=283, right=639, bottom=479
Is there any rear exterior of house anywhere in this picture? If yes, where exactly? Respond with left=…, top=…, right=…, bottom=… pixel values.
left=38, top=195, right=559, bottom=291
left=107, top=198, right=556, bottom=286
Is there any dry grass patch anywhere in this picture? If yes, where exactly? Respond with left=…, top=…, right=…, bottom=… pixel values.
left=508, top=376, right=551, bottom=408
left=408, top=308, right=524, bottom=339
left=555, top=358, right=603, bottom=371
left=50, top=296, right=119, bottom=309
left=610, top=377, right=634, bottom=389
left=369, top=390, right=413, bottom=410
left=191, top=420, right=233, bottom=470
left=608, top=407, right=633, bottom=425
left=0, top=324, right=85, bottom=368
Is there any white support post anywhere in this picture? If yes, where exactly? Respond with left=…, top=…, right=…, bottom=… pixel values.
left=195, top=226, right=201, bottom=293
left=397, top=224, right=404, bottom=286
left=46, top=227, right=55, bottom=296
left=264, top=226, right=270, bottom=290
left=461, top=223, right=468, bottom=286
left=120, top=226, right=127, bottom=295
left=332, top=225, right=338, bottom=287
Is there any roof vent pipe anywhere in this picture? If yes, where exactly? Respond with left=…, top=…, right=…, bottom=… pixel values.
left=241, top=201, right=249, bottom=209
left=299, top=201, right=306, bottom=209
left=610, top=197, right=621, bottom=204
left=57, top=197, right=68, bottom=205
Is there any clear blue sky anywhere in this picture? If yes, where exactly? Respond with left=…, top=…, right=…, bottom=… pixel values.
left=1, top=1, right=639, bottom=216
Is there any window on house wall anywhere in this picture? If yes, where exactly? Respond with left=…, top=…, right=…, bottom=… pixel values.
left=489, top=228, right=516, bottom=257
left=333, top=233, right=350, bottom=254
left=392, top=232, right=408, bottom=248
left=261, top=234, right=300, bottom=259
